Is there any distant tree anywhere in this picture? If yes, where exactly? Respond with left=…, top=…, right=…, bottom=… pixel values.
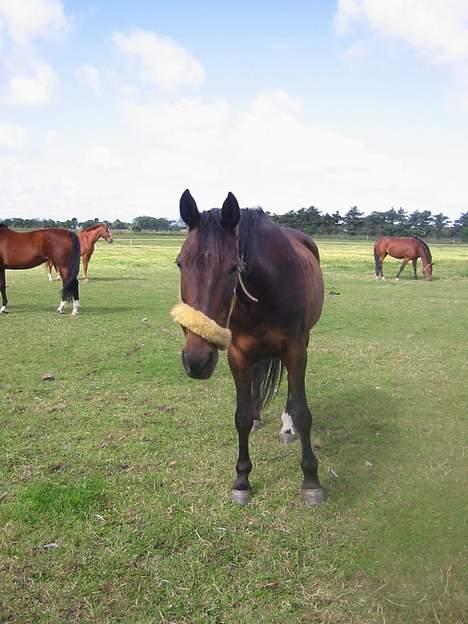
left=453, top=211, right=468, bottom=242
left=407, top=210, right=432, bottom=237
left=343, top=206, right=364, bottom=236
left=431, top=213, right=451, bottom=239
left=111, top=219, right=130, bottom=230
left=365, top=211, right=386, bottom=237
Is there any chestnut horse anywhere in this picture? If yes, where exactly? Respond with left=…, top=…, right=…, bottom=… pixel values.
left=47, top=222, right=113, bottom=282
left=374, top=236, right=433, bottom=281
left=0, top=224, right=80, bottom=315
left=171, top=190, right=325, bottom=506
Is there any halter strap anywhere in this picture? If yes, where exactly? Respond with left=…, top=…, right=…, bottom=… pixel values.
left=236, top=256, right=259, bottom=302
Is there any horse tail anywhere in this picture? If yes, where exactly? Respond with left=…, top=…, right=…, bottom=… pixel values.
left=62, top=232, right=81, bottom=302
left=252, top=357, right=284, bottom=410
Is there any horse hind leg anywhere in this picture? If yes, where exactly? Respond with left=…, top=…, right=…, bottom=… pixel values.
left=279, top=402, right=297, bottom=444
left=0, top=268, right=8, bottom=314
left=412, top=258, right=418, bottom=279
left=71, top=278, right=80, bottom=316
left=396, top=258, right=409, bottom=280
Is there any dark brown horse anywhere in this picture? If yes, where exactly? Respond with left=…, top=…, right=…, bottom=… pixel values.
left=171, top=190, right=325, bottom=506
left=374, top=236, right=433, bottom=281
left=47, top=222, right=113, bottom=282
left=0, top=224, right=80, bottom=315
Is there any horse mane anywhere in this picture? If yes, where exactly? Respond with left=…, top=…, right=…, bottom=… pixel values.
left=81, top=223, right=104, bottom=232
left=413, top=236, right=432, bottom=263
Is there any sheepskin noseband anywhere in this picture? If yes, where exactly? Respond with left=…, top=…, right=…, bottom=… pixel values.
left=171, top=302, right=232, bottom=350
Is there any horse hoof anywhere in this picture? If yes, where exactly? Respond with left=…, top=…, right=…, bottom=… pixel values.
left=251, top=419, right=262, bottom=432
left=302, top=487, right=326, bottom=506
left=279, top=431, right=296, bottom=444
left=57, top=309, right=65, bottom=314
left=231, top=489, right=251, bottom=505
left=0, top=307, right=8, bottom=314
left=395, top=278, right=399, bottom=281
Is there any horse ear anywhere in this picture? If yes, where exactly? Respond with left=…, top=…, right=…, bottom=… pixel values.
left=221, top=192, right=240, bottom=231
left=180, top=189, right=200, bottom=229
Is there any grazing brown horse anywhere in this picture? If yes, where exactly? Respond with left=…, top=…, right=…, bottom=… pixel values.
left=171, top=190, right=325, bottom=506
left=0, top=224, right=80, bottom=315
left=374, top=236, right=433, bottom=281
left=47, top=222, right=113, bottom=282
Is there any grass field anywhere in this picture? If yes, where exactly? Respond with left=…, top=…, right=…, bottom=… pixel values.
left=1, top=238, right=467, bottom=623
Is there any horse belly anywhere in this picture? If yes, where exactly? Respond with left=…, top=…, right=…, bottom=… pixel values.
left=4, top=249, right=46, bottom=269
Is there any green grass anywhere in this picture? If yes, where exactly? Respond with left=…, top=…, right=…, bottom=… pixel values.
left=1, top=239, right=467, bottom=623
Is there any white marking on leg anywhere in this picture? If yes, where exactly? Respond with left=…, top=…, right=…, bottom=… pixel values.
left=280, top=411, right=296, bottom=436
left=71, top=299, right=80, bottom=316
left=48, top=273, right=53, bottom=282
left=57, top=300, right=66, bottom=314
left=0, top=305, right=7, bottom=314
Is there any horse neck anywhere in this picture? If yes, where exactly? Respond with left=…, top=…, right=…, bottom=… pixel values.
left=417, top=241, right=431, bottom=267
left=84, top=227, right=102, bottom=244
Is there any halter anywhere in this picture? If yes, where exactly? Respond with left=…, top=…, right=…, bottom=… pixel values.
left=171, top=253, right=258, bottom=350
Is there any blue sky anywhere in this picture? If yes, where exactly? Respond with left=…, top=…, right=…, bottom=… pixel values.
left=1, top=0, right=467, bottom=221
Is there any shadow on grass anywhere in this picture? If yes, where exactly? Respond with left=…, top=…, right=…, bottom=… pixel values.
left=314, top=385, right=403, bottom=505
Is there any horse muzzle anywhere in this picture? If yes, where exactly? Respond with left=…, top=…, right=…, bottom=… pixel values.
left=182, top=345, right=219, bottom=379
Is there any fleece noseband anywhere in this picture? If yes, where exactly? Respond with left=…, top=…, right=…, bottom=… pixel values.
left=171, top=302, right=232, bottom=350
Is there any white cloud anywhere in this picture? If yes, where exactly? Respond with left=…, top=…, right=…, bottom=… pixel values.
left=114, top=29, right=205, bottom=91
left=8, top=61, right=57, bottom=105
left=84, top=146, right=123, bottom=169
left=77, top=64, right=101, bottom=94
left=334, top=0, right=468, bottom=66
left=0, top=0, right=69, bottom=45
left=0, top=89, right=465, bottom=221
left=0, top=123, right=27, bottom=148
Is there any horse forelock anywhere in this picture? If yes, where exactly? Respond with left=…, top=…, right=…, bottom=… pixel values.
left=184, top=207, right=270, bottom=268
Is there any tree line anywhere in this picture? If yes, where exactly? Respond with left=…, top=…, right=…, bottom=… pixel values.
left=270, top=206, right=468, bottom=241
left=0, top=216, right=184, bottom=232
left=2, top=207, right=468, bottom=241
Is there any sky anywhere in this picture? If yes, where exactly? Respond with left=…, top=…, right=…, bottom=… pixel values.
left=1, top=0, right=468, bottom=222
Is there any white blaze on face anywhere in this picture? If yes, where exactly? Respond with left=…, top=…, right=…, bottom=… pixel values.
left=280, top=411, right=296, bottom=435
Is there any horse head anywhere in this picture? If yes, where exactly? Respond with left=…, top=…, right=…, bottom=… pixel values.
left=101, top=223, right=113, bottom=244
left=423, top=262, right=433, bottom=280
left=172, top=189, right=241, bottom=379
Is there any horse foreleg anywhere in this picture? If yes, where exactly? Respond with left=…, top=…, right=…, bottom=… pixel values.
left=412, top=258, right=418, bottom=279
left=228, top=346, right=255, bottom=505
left=0, top=268, right=8, bottom=314
left=282, top=343, right=324, bottom=505
left=82, top=255, right=90, bottom=281
left=396, top=258, right=409, bottom=280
